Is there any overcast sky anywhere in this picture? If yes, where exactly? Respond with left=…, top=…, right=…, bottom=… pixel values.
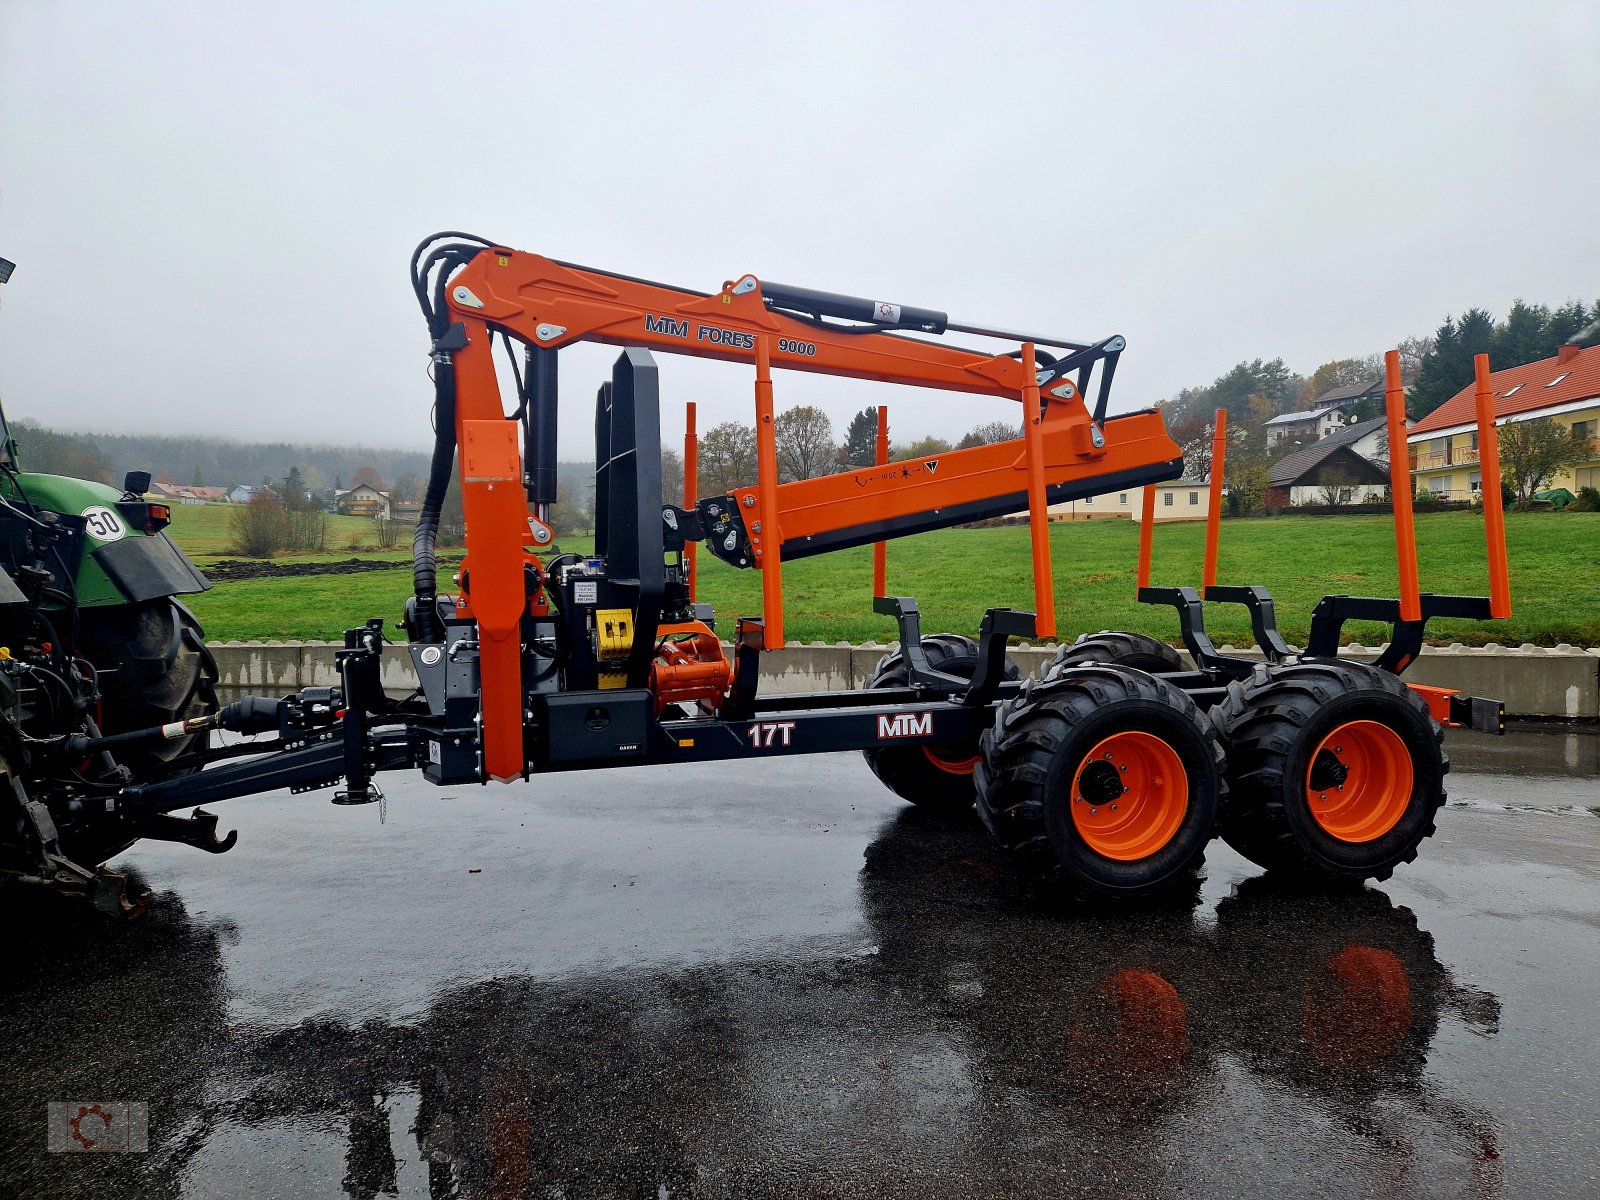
left=2, top=1, right=1597, bottom=460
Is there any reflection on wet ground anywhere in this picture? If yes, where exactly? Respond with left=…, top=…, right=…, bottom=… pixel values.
left=3, top=729, right=1597, bottom=1198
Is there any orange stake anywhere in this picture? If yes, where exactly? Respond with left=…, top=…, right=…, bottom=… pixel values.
left=684, top=401, right=698, bottom=601
left=1202, top=409, right=1228, bottom=590
left=753, top=336, right=785, bottom=645
left=1473, top=353, right=1512, bottom=619
left=1383, top=350, right=1422, bottom=623
left=1137, top=484, right=1156, bottom=590
left=872, top=405, right=889, bottom=597
left=1020, top=343, right=1056, bottom=639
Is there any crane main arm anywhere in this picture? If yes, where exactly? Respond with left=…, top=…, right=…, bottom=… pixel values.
left=410, top=234, right=1183, bottom=779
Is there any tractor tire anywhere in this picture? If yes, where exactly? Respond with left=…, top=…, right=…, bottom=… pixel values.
left=975, top=665, right=1224, bottom=899
left=862, top=634, right=1020, bottom=815
left=1209, top=659, right=1447, bottom=883
left=75, top=598, right=219, bottom=782
left=1047, top=630, right=1185, bottom=678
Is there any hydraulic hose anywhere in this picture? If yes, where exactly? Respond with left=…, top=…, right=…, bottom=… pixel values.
left=411, top=357, right=455, bottom=642
left=407, top=233, right=495, bottom=643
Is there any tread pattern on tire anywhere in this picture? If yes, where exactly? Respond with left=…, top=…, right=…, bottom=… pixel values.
left=861, top=634, right=1019, bottom=813
left=1047, top=630, right=1185, bottom=678
left=1209, top=658, right=1447, bottom=882
left=76, top=598, right=219, bottom=777
left=975, top=664, right=1226, bottom=897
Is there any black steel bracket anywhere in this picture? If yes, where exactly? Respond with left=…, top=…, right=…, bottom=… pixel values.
left=963, top=607, right=1036, bottom=707
left=1451, top=693, right=1506, bottom=735
left=1203, top=585, right=1294, bottom=663
left=333, top=619, right=387, bottom=805
left=1306, top=593, right=1493, bottom=674
left=872, top=596, right=968, bottom=691
left=1137, top=587, right=1254, bottom=680
left=723, top=617, right=766, bottom=721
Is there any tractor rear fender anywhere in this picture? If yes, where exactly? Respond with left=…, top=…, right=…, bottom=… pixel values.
left=4, top=471, right=210, bottom=607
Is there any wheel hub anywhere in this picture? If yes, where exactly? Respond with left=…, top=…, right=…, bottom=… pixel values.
left=1308, top=748, right=1350, bottom=791
left=1305, top=719, right=1414, bottom=843
left=1077, top=759, right=1126, bottom=805
left=1068, top=731, right=1190, bottom=862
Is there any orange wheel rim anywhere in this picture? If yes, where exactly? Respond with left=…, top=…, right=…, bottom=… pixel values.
left=1069, top=731, right=1189, bottom=861
left=1305, top=720, right=1413, bottom=842
left=923, top=745, right=979, bottom=776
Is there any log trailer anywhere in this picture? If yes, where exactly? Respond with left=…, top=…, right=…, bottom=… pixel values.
left=3, top=234, right=1511, bottom=911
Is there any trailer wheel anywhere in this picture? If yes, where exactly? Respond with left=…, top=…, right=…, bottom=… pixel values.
left=862, top=634, right=1020, bottom=814
left=975, top=665, right=1224, bottom=898
left=1047, top=630, right=1185, bottom=677
left=1210, top=660, right=1447, bottom=882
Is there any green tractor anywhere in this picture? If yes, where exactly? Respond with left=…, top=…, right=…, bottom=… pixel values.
left=0, top=257, right=218, bottom=912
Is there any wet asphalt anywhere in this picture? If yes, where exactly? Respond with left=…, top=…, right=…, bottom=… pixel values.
left=2, top=725, right=1597, bottom=1199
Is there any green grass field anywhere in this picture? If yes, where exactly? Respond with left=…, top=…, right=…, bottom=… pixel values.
left=163, top=502, right=410, bottom=561
left=176, top=507, right=1600, bottom=648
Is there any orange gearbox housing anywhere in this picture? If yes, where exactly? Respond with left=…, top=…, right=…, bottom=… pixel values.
left=649, top=622, right=732, bottom=715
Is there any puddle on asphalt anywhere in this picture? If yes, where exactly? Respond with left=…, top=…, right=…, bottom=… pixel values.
left=2, top=727, right=1594, bottom=1198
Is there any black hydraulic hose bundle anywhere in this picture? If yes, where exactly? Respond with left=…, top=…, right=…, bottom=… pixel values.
left=410, top=357, right=455, bottom=642
left=407, top=232, right=495, bottom=642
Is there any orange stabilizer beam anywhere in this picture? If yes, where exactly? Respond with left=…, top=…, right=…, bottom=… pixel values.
left=1020, top=343, right=1056, bottom=639
left=457, top=415, right=533, bottom=783
left=1137, top=484, right=1156, bottom=591
left=1473, top=353, right=1512, bottom=619
left=872, top=405, right=889, bottom=597
left=753, top=337, right=785, bottom=645
left=1202, top=409, right=1227, bottom=589
left=1384, top=350, right=1422, bottom=623
left=684, top=401, right=698, bottom=600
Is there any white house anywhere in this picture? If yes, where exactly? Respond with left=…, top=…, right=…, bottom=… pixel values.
left=1266, top=417, right=1391, bottom=506
left=1265, top=405, right=1350, bottom=448
left=1049, top=479, right=1214, bottom=523
left=335, top=483, right=391, bottom=519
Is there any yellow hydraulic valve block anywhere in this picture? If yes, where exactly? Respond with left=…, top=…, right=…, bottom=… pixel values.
left=595, top=608, right=634, bottom=690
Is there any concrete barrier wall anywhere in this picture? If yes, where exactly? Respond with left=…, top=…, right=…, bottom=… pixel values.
left=210, top=639, right=1600, bottom=719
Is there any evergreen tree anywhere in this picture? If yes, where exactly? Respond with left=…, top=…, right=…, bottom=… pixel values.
left=843, top=407, right=878, bottom=467
left=1546, top=301, right=1592, bottom=349
left=1408, top=309, right=1495, bottom=419
left=1208, top=359, right=1300, bottom=416
left=1491, top=300, right=1550, bottom=367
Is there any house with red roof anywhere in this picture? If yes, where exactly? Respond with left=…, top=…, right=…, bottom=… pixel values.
left=1408, top=343, right=1600, bottom=499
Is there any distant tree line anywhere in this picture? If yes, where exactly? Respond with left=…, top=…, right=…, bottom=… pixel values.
left=20, top=288, right=1596, bottom=540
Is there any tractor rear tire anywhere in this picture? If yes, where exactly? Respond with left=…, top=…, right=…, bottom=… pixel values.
left=1209, top=659, right=1446, bottom=883
left=862, top=634, right=1020, bottom=815
left=1048, top=630, right=1185, bottom=677
left=975, top=665, right=1224, bottom=899
left=74, top=598, right=219, bottom=782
